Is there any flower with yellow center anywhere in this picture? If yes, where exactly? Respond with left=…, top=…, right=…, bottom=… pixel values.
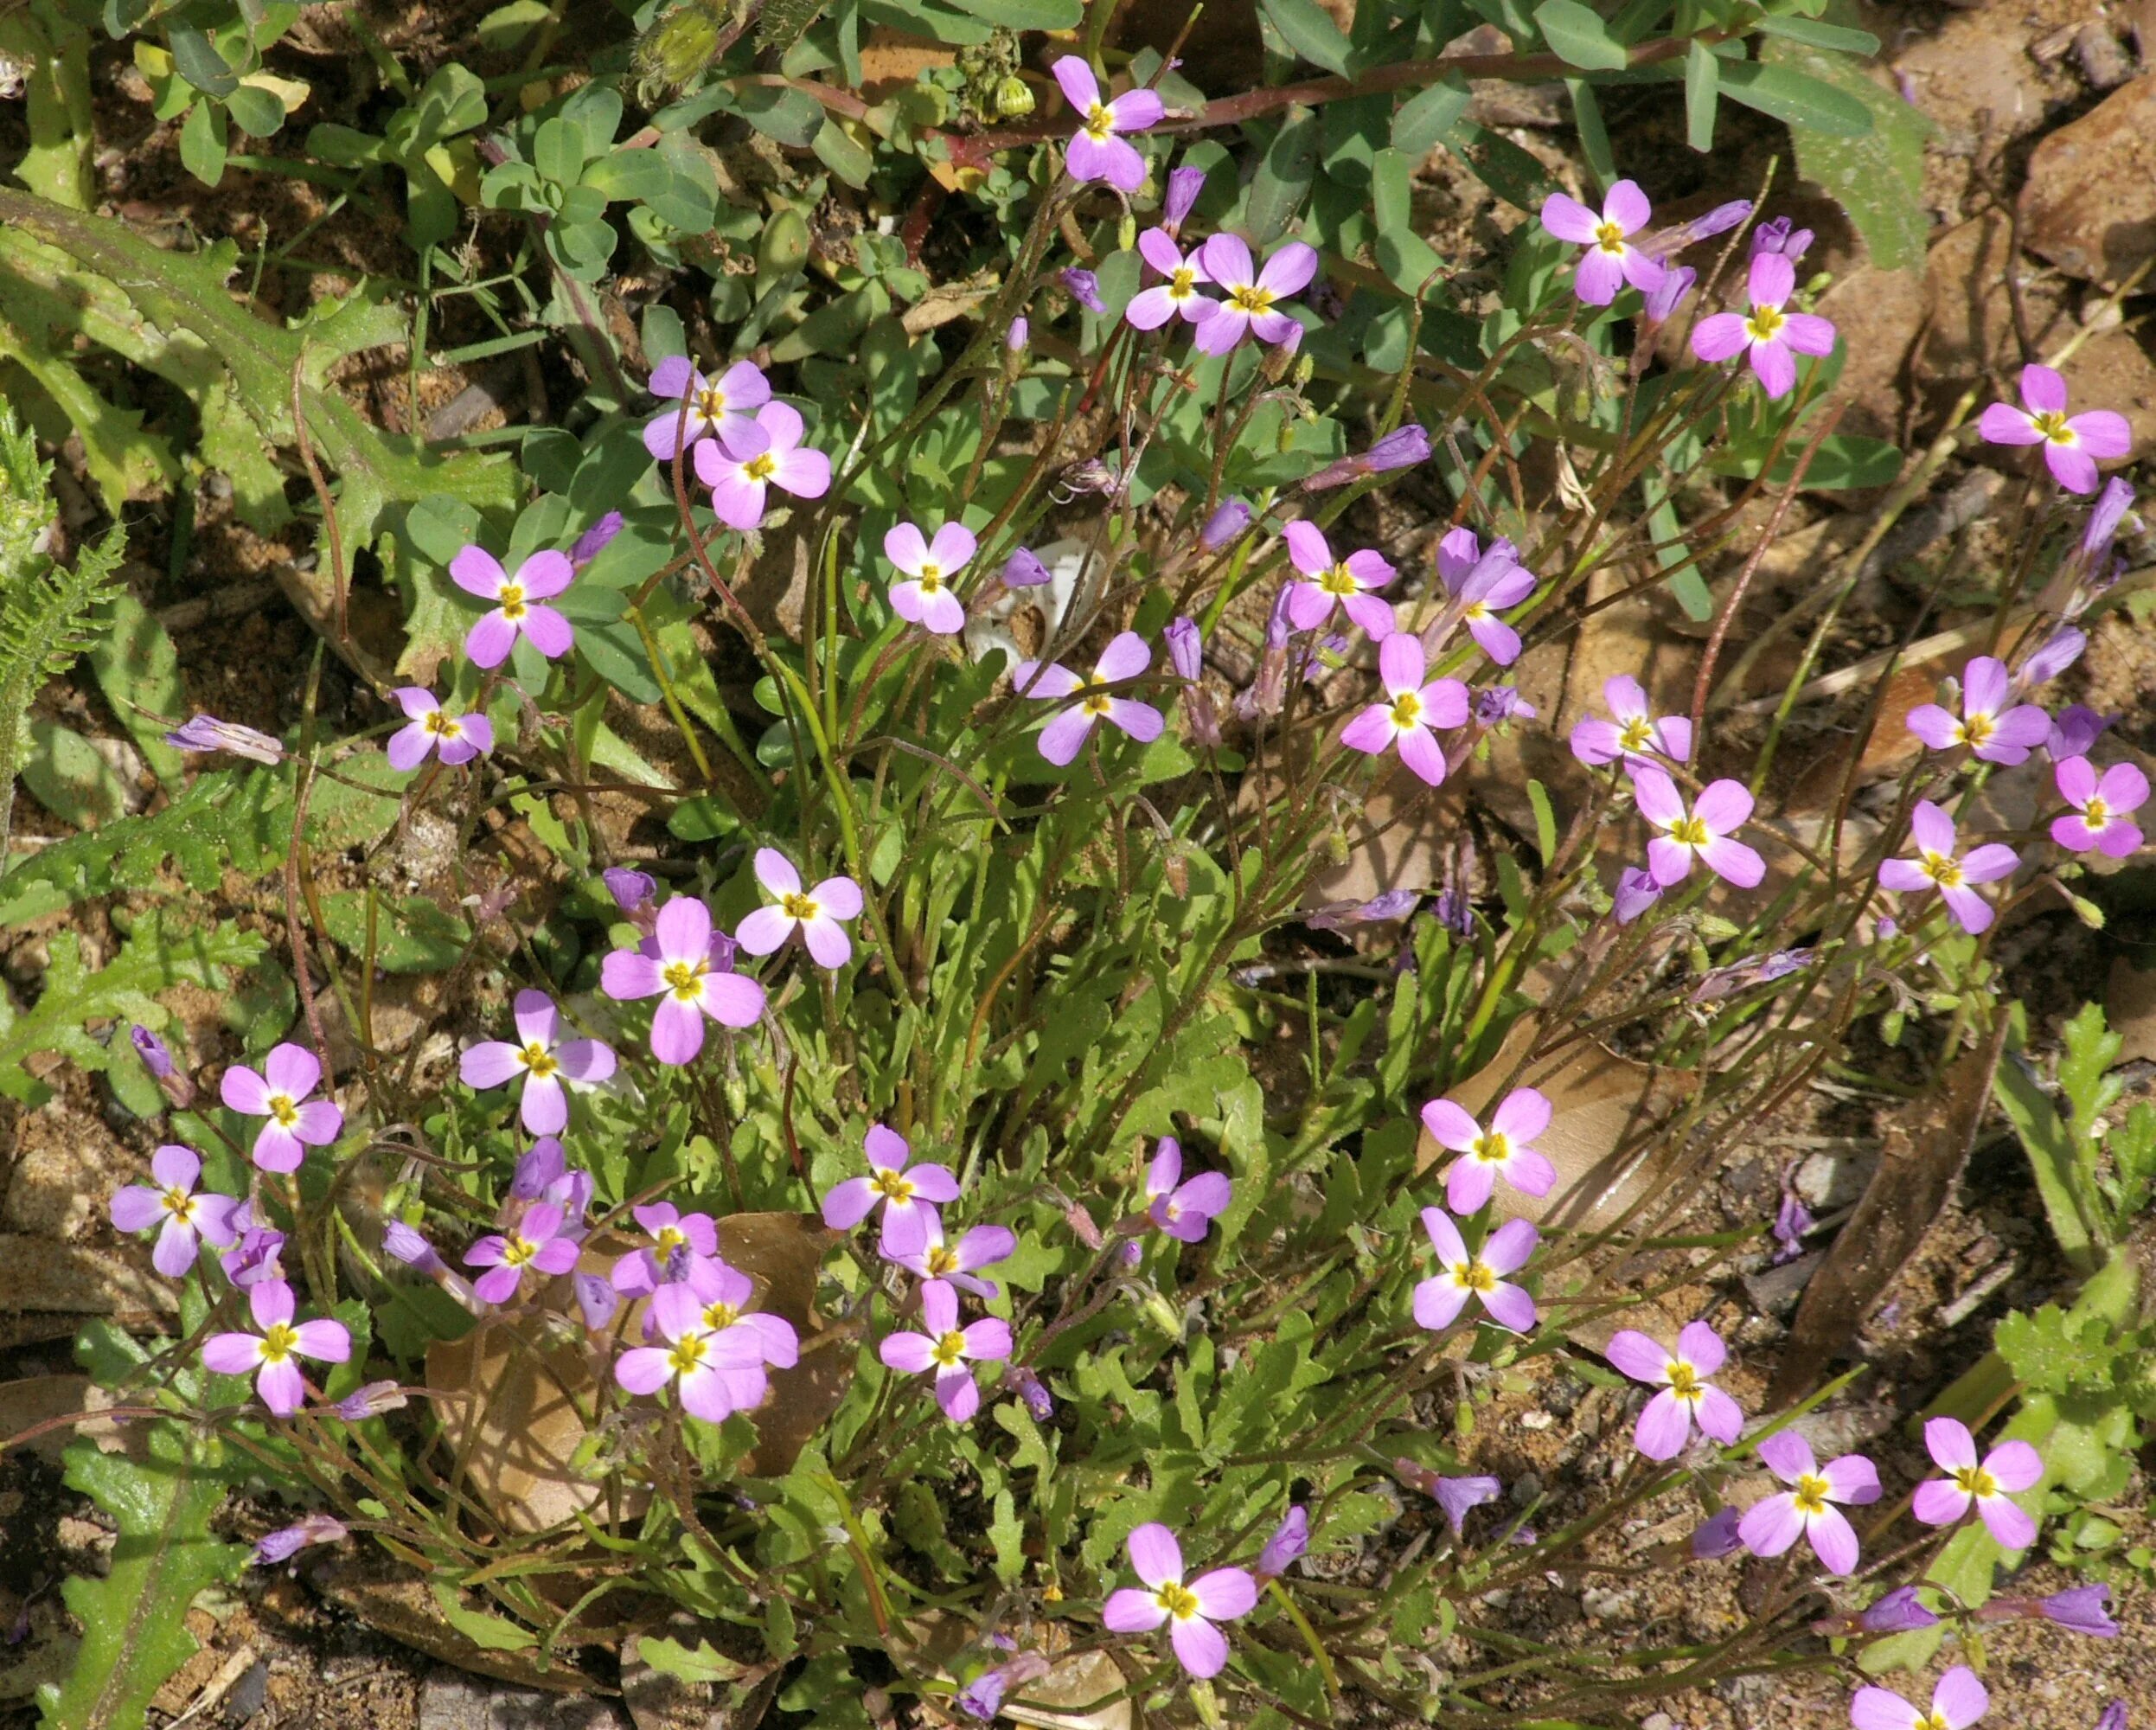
left=1593, top=219, right=1628, bottom=255
left=424, top=709, right=463, bottom=740
left=2030, top=408, right=2076, bottom=445
left=496, top=583, right=528, bottom=622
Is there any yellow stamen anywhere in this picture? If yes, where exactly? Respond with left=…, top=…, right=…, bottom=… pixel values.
left=162, top=1188, right=196, bottom=1221
left=259, top=1322, right=297, bottom=1362
left=1744, top=304, right=1786, bottom=343
left=1667, top=1361, right=1701, bottom=1403
left=424, top=709, right=462, bottom=739
left=2031, top=410, right=2076, bottom=445
left=268, top=1093, right=300, bottom=1129
left=1953, top=1464, right=1999, bottom=1501
left=931, top=1330, right=969, bottom=1367
left=1084, top=102, right=1114, bottom=142
left=1792, top=1472, right=1832, bottom=1516
left=781, top=890, right=820, bottom=920
left=1920, top=850, right=1964, bottom=889
left=1472, top=1131, right=1511, bottom=1166
left=1390, top=690, right=1423, bottom=728
left=873, top=1169, right=916, bottom=1203
left=1319, top=562, right=1359, bottom=597
left=1593, top=220, right=1628, bottom=255
left=662, top=959, right=707, bottom=1002
left=497, top=584, right=528, bottom=621
left=1155, top=1581, right=1200, bottom=1619
left=1082, top=692, right=1114, bottom=717
left=1230, top=285, right=1274, bottom=315
left=1454, top=1259, right=1495, bottom=1293
left=521, top=1041, right=558, bottom=1079
left=745, top=452, right=777, bottom=482
left=1668, top=815, right=1711, bottom=849
left=669, top=1333, right=710, bottom=1375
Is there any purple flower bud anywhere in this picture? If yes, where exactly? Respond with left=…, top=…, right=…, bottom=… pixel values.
left=1475, top=686, right=1536, bottom=727
left=130, top=1024, right=175, bottom=1078
left=1165, top=615, right=1203, bottom=682
left=1874, top=914, right=1900, bottom=941
left=1771, top=1192, right=1814, bottom=1264
left=1613, top=866, right=1661, bottom=926
left=1642, top=265, right=1697, bottom=329
left=2018, top=625, right=2084, bottom=689
left=165, top=714, right=285, bottom=766
left=1639, top=199, right=1752, bottom=260
left=1690, top=1506, right=1744, bottom=1559
left=959, top=1654, right=1050, bottom=1721
left=1750, top=216, right=1814, bottom=262
left=253, top=1514, right=348, bottom=1566
left=1859, top=1586, right=1939, bottom=1634
left=1306, top=890, right=1420, bottom=932
left=1201, top=499, right=1253, bottom=550
left=383, top=1220, right=445, bottom=1276
left=1116, top=1239, right=1142, bottom=1268
left=573, top=1272, right=618, bottom=1330
left=1007, top=316, right=1029, bottom=353
left=1163, top=165, right=1206, bottom=234
left=221, top=1219, right=287, bottom=1287
left=2082, top=477, right=2136, bottom=561
left=1002, top=547, right=1052, bottom=588
left=1257, top=1506, right=1308, bottom=1579
left=2095, top=1704, right=2126, bottom=1730
left=603, top=867, right=656, bottom=914
left=1433, top=887, right=1474, bottom=937
left=571, top=511, right=624, bottom=569
left=2040, top=1584, right=2121, bottom=1637
left=1301, top=425, right=1431, bottom=491
left=1003, top=1363, right=1055, bottom=1419
left=2048, top=702, right=2118, bottom=761
left=334, top=1381, right=409, bottom=1420
left=1061, top=268, right=1104, bottom=314
left=509, top=1137, right=567, bottom=1202
left=1431, top=1473, right=1502, bottom=1538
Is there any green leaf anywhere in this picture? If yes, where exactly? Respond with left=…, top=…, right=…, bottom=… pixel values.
left=1765, top=40, right=1930, bottom=271
left=1257, top=0, right=1353, bottom=74
left=1685, top=38, right=1718, bottom=152
left=1526, top=778, right=1557, bottom=866
left=533, top=115, right=585, bottom=183
left=813, top=116, right=873, bottom=188
left=734, top=83, right=825, bottom=148
left=178, top=99, right=227, bottom=187
left=429, top=1582, right=538, bottom=1651
left=1993, top=1054, right=2102, bottom=1273
left=581, top=147, right=674, bottom=205
left=223, top=80, right=285, bottom=138
left=1390, top=79, right=1469, bottom=158
left=165, top=23, right=238, bottom=98
left=1244, top=108, right=1320, bottom=245
left=1717, top=54, right=1874, bottom=138
left=22, top=719, right=131, bottom=827
left=0, top=10, right=96, bottom=210
left=946, top=0, right=1081, bottom=24
left=1752, top=15, right=1880, bottom=54
left=636, top=1633, right=749, bottom=1683
left=1533, top=0, right=1628, bottom=71
left=86, top=589, right=188, bottom=788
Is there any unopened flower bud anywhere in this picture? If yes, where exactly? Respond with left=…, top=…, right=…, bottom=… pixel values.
left=1007, top=316, right=1028, bottom=354
left=1002, top=1363, right=1056, bottom=1420
left=1690, top=1506, right=1743, bottom=1559
left=383, top=1221, right=445, bottom=1276
left=1200, top=499, right=1252, bottom=550
left=1641, top=265, right=1696, bottom=333
left=1750, top=215, right=1814, bottom=262
left=2018, top=625, right=2084, bottom=690
left=130, top=1024, right=195, bottom=1107
left=994, top=74, right=1033, bottom=119
left=571, top=510, right=624, bottom=569
left=1475, top=686, right=1536, bottom=727
left=166, top=714, right=285, bottom=766
left=1257, top=1506, right=1308, bottom=1579
left=1065, top=1200, right=1104, bottom=1250
left=253, top=1514, right=348, bottom=1566
left=1002, top=547, right=1051, bottom=588
left=573, top=1272, right=619, bottom=1330
left=1061, top=268, right=1104, bottom=314
left=1116, top=212, right=1136, bottom=253
left=1858, top=1586, right=1939, bottom=1634
left=1165, top=615, right=1203, bottom=682
left=1613, top=867, right=1661, bottom=926
left=334, top=1380, right=410, bottom=1420
left=1163, top=165, right=1205, bottom=234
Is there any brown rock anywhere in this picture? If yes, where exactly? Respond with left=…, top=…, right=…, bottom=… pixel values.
left=2057, top=326, right=2156, bottom=462
left=2019, top=72, right=2156, bottom=286
left=1913, top=212, right=2074, bottom=420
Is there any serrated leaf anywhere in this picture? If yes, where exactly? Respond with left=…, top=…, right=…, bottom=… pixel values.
left=1764, top=40, right=1930, bottom=272
left=636, top=1633, right=749, bottom=1683
left=1534, top=0, right=1627, bottom=71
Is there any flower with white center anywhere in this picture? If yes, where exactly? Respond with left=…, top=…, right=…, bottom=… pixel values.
left=1144, top=1136, right=1233, bottom=1244
left=1127, top=228, right=1217, bottom=330
left=1282, top=521, right=1397, bottom=638
left=822, top=1123, right=961, bottom=1256
left=387, top=688, right=493, bottom=771
left=1340, top=634, right=1470, bottom=787
left=885, top=1218, right=1018, bottom=1299
left=2052, top=756, right=2148, bottom=858
left=201, top=1278, right=351, bottom=1417
left=734, top=848, right=864, bottom=969
left=448, top=546, right=576, bottom=670
left=1877, top=801, right=2019, bottom=937
left=464, top=1201, right=581, bottom=1306
left=1420, top=1087, right=1557, bottom=1215
left=1570, top=675, right=1692, bottom=770
left=601, top=897, right=767, bottom=1064
left=1049, top=56, right=1162, bottom=193
left=1911, top=1417, right=2043, bottom=1549
left=1737, top=1430, right=1880, bottom=1575
left=1851, top=1667, right=1989, bottom=1730
left=459, top=990, right=617, bottom=1135
left=221, top=1041, right=343, bottom=1173
left=694, top=402, right=833, bottom=531
left=1979, top=364, right=2131, bottom=495
left=1101, top=1522, right=1258, bottom=1679
left=885, top=520, right=977, bottom=636
left=1011, top=631, right=1165, bottom=767
left=1603, top=1320, right=1744, bottom=1459
left=1905, top=656, right=2051, bottom=765
left=1412, top=1207, right=1539, bottom=1334
left=1538, top=179, right=1666, bottom=304
left=615, top=1283, right=771, bottom=1423
left=110, top=1144, right=240, bottom=1278
left=610, top=1201, right=720, bottom=1298
left=1690, top=253, right=1837, bottom=400
left=1192, top=234, right=1318, bottom=355
left=643, top=356, right=771, bottom=462
left=1631, top=766, right=1765, bottom=889
left=877, top=1277, right=1012, bottom=1421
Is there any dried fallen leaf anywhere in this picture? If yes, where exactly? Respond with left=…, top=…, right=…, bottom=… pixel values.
left=302, top=1550, right=598, bottom=1693
left=1001, top=1650, right=1131, bottom=1730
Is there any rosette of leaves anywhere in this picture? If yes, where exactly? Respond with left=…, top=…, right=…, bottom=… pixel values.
left=127, top=5, right=305, bottom=188
left=307, top=62, right=490, bottom=252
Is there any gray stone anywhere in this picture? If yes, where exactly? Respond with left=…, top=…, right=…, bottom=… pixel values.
left=419, top=1673, right=630, bottom=1730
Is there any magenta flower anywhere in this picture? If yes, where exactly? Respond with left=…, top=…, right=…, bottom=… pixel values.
left=1539, top=179, right=1665, bottom=304
left=1978, top=365, right=2131, bottom=495
left=201, top=1278, right=351, bottom=1417
left=1421, top=1088, right=1556, bottom=1215
left=220, top=1209, right=286, bottom=1288
left=221, top=1041, right=342, bottom=1173
left=643, top=356, right=771, bottom=461
left=110, top=1144, right=240, bottom=1278
left=886, top=520, right=976, bottom=636
left=694, top=403, right=832, bottom=531
left=1905, top=657, right=2050, bottom=764
left=736, top=848, right=863, bottom=968
left=1603, top=1320, right=1743, bottom=1459
left=1012, top=631, right=1165, bottom=766
left=877, top=1277, right=1011, bottom=1422
left=614, top=1282, right=769, bottom=1423
left=1856, top=1586, right=1939, bottom=1635
left=1878, top=801, right=2019, bottom=936
left=1192, top=235, right=1317, bottom=355
left=680, top=1253, right=800, bottom=1412
left=1144, top=1137, right=1233, bottom=1243
left=464, top=1201, right=581, bottom=1305
left=1631, top=767, right=1764, bottom=889
left=1282, top=521, right=1397, bottom=638
left=1101, top=1522, right=1257, bottom=1679
left=459, top=990, right=617, bottom=1135
left=885, top=1218, right=1017, bottom=1299
left=1691, top=253, right=1835, bottom=400
left=1851, top=1667, right=1988, bottom=1730
left=1412, top=1207, right=1538, bottom=1333
left=1128, top=229, right=1217, bottom=330
left=2052, top=756, right=2148, bottom=857
left=1302, top=425, right=1430, bottom=491
left=1050, top=56, right=1161, bottom=193
left=1437, top=530, right=1538, bottom=666
left=387, top=688, right=493, bottom=770
left=449, top=546, right=575, bottom=670
left=600, top=897, right=766, bottom=1064
left=1613, top=866, right=1662, bottom=925
left=610, top=1201, right=720, bottom=1298
left=822, top=1123, right=960, bottom=1256
left=1911, top=1417, right=2042, bottom=1550
left=1737, top=1430, right=1880, bottom=1575
left=1340, top=634, right=1468, bottom=787
left=1570, top=675, right=1692, bottom=770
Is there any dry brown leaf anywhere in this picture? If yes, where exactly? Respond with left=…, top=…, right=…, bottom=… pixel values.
left=0, top=1236, right=178, bottom=1338
left=1001, top=1650, right=1132, bottom=1730
left=0, top=1374, right=128, bottom=1462
left=2108, top=953, right=2156, bottom=1065
left=302, top=1551, right=598, bottom=1693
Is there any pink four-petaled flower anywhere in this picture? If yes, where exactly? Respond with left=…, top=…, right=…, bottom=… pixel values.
left=1412, top=1207, right=1538, bottom=1334
left=110, top=1144, right=240, bottom=1278
left=464, top=1201, right=581, bottom=1305
left=877, top=1277, right=1012, bottom=1422
left=614, top=1282, right=771, bottom=1423
left=1050, top=56, right=1162, bottom=194
left=387, top=688, right=493, bottom=770
left=1737, top=1430, right=1880, bottom=1575
left=1283, top=521, right=1396, bottom=638
left=1851, top=1666, right=1989, bottom=1730
left=886, top=520, right=976, bottom=636
left=1570, top=675, right=1692, bottom=770
left=694, top=403, right=833, bottom=531
left=679, top=1254, right=801, bottom=1414
left=601, top=897, right=767, bottom=1064
left=1340, top=635, right=1469, bottom=788
left=1128, top=229, right=1217, bottom=330
left=221, top=1041, right=343, bottom=1173
left=449, top=546, right=576, bottom=670
left=1192, top=235, right=1318, bottom=355
left=610, top=1201, right=720, bottom=1298
left=1145, top=1136, right=1233, bottom=1243
left=202, top=1278, right=351, bottom=1417
left=1978, top=365, right=2130, bottom=495
left=1631, top=767, right=1764, bottom=889
left=736, top=848, right=863, bottom=969
left=2052, top=756, right=2148, bottom=858
left=1101, top=1522, right=1257, bottom=1679
left=1420, top=1088, right=1557, bottom=1215
left=1012, top=632, right=1166, bottom=767
left=1905, top=657, right=2050, bottom=765
left=1437, top=529, right=1538, bottom=666
left=822, top=1123, right=961, bottom=1256
left=1877, top=801, right=2019, bottom=936
left=1603, top=1320, right=1744, bottom=1460
left=1539, top=179, right=1666, bottom=305
left=643, top=356, right=771, bottom=461
left=884, top=1218, right=1018, bottom=1300
left=1910, top=1417, right=2043, bottom=1550
left=459, top=989, right=617, bottom=1135
left=1690, top=253, right=1836, bottom=400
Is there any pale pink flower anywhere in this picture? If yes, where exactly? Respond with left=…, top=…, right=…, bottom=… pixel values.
left=1412, top=1207, right=1538, bottom=1333
left=1282, top=521, right=1396, bottom=638
left=1192, top=235, right=1317, bottom=354
left=464, top=1201, right=580, bottom=1305
left=643, top=356, right=771, bottom=461
left=1339, top=634, right=1468, bottom=787
left=449, top=546, right=575, bottom=669
left=1737, top=1430, right=1879, bottom=1575
left=1878, top=801, right=2018, bottom=936
left=1127, top=228, right=1217, bottom=330
left=877, top=1277, right=1011, bottom=1421
left=1910, top=1417, right=2043, bottom=1550
left=1979, top=365, right=2131, bottom=495
left=614, top=1283, right=770, bottom=1423
left=110, top=1144, right=240, bottom=1278
left=694, top=402, right=832, bottom=531
left=886, top=521, right=976, bottom=636
left=1100, top=1522, right=1257, bottom=1679
left=1570, top=675, right=1692, bottom=769
left=679, top=1253, right=799, bottom=1413
left=1420, top=1088, right=1556, bottom=1215
left=736, top=848, right=862, bottom=968
left=600, top=897, right=765, bottom=1064
left=822, top=1123, right=960, bottom=1256
left=221, top=1041, right=342, bottom=1173
left=1851, top=1667, right=1988, bottom=1730
left=1539, top=179, right=1666, bottom=304
left=1050, top=56, right=1161, bottom=193
left=459, top=990, right=617, bottom=1135
left=1631, top=767, right=1764, bottom=889
left=1690, top=253, right=1836, bottom=400
left=1012, top=632, right=1165, bottom=766
left=1905, top=657, right=2050, bottom=764
left=1603, top=1321, right=1743, bottom=1459
left=609, top=1201, right=720, bottom=1298
left=387, top=688, right=493, bottom=770
left=1437, top=529, right=1537, bottom=666
left=884, top=1217, right=1017, bottom=1299
left=201, top=1278, right=351, bottom=1417
left=2052, top=756, right=2148, bottom=858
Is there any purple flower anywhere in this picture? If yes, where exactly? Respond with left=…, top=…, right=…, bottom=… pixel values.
left=1422, top=1088, right=1555, bottom=1215
left=1851, top=1667, right=1986, bottom=1730
left=1633, top=767, right=1765, bottom=889
left=2082, top=477, right=2136, bottom=561
left=1006, top=316, right=1028, bottom=354
left=1737, top=1431, right=1880, bottom=1575
left=1641, top=264, right=1697, bottom=333
left=1979, top=365, right=2131, bottom=494
left=2049, top=703, right=2118, bottom=760
left=571, top=511, right=624, bottom=568
left=1002, top=547, right=1051, bottom=588
left=610, top=1201, right=720, bottom=1298
left=1878, top=801, right=2019, bottom=936
left=1571, top=675, right=1692, bottom=769
left=886, top=1218, right=1018, bottom=1300
left=2095, top=1706, right=2126, bottom=1730
left=1101, top=1522, right=1257, bottom=1679
left=1144, top=1137, right=1232, bottom=1242
left=614, top=1283, right=771, bottom=1424
left=1413, top=1207, right=1538, bottom=1333
left=1858, top=1586, right=1939, bottom=1635
left=643, top=356, right=771, bottom=462
left=110, top=1144, right=240, bottom=1277
left=1164, top=615, right=1202, bottom=682
left=1004, top=1362, right=1055, bottom=1419
left=883, top=520, right=976, bottom=636
left=1910, top=1417, right=2042, bottom=1549
left=1051, top=56, right=1161, bottom=193
left=2052, top=756, right=2148, bottom=857
left=201, top=1278, right=351, bottom=1417
left=1127, top=230, right=1215, bottom=330
left=573, top=1272, right=618, bottom=1329
left=1603, top=1320, right=1743, bottom=1459
left=1283, top=521, right=1397, bottom=638
left=1539, top=179, right=1666, bottom=304
left=1301, top=424, right=1430, bottom=491
left=1192, top=235, right=1318, bottom=355
left=604, top=867, right=658, bottom=934
left=1162, top=164, right=1205, bottom=234
left=1061, top=267, right=1105, bottom=314
left=601, top=897, right=765, bottom=1064
left=822, top=1123, right=960, bottom=1257
left=131, top=1024, right=176, bottom=1079
left=1750, top=215, right=1814, bottom=261
left=459, top=990, right=617, bottom=1135
left=958, top=1655, right=1052, bottom=1722
left=1475, top=686, right=1536, bottom=727
left=681, top=1254, right=799, bottom=1412
left=878, top=1277, right=1011, bottom=1422
left=1691, top=253, right=1836, bottom=400
left=2038, top=1584, right=2121, bottom=1637
left=2018, top=626, right=2084, bottom=689
left=1904, top=657, right=2050, bottom=764
left=221, top=1041, right=342, bottom=1173
left=220, top=1206, right=286, bottom=1287
left=387, top=688, right=493, bottom=771
left=1772, top=1191, right=1813, bottom=1264
left=449, top=546, right=575, bottom=670
left=1437, top=530, right=1537, bottom=665
left=1202, top=499, right=1254, bottom=549
left=253, top=1513, right=348, bottom=1566
left=1340, top=636, right=1469, bottom=787
left=1306, top=890, right=1418, bottom=932
left=1640, top=198, right=1753, bottom=258
left=383, top=1220, right=445, bottom=1275
left=736, top=848, right=863, bottom=969
left=334, top=1380, right=408, bottom=1420
left=1613, top=866, right=1661, bottom=925
left=464, top=1201, right=581, bottom=1305
left=1012, top=631, right=1165, bottom=766
left=1257, top=1507, right=1308, bottom=1579
left=1691, top=1506, right=1743, bottom=1559
left=165, top=714, right=284, bottom=765
left=1431, top=1473, right=1502, bottom=1538
left=693, top=403, right=832, bottom=532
